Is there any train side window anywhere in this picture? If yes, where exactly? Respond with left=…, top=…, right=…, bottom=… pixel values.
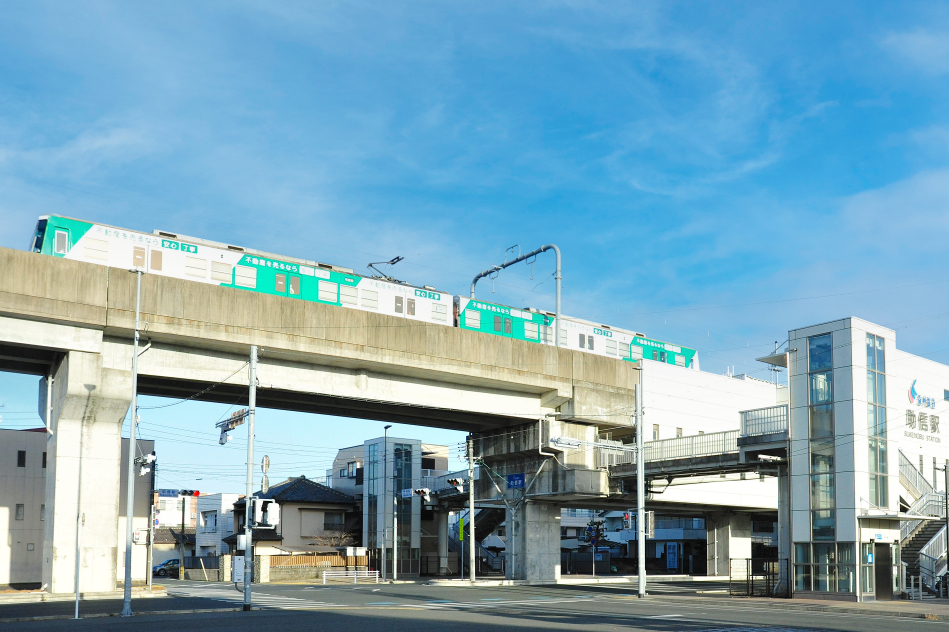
left=494, top=315, right=502, bottom=332
left=275, top=274, right=286, bottom=293
left=560, top=329, right=567, bottom=346
left=150, top=250, right=162, bottom=272
left=504, top=318, right=512, bottom=334
left=83, top=238, right=109, bottom=261
left=407, top=298, right=415, bottom=316
left=133, top=247, right=145, bottom=268
left=431, top=303, right=447, bottom=322
left=465, top=309, right=481, bottom=329
left=606, top=340, right=617, bottom=356
left=54, top=230, right=68, bottom=254
left=289, top=276, right=300, bottom=296
left=361, top=289, right=378, bottom=309
left=340, top=285, right=358, bottom=305
left=579, top=334, right=585, bottom=348
left=524, top=322, right=539, bottom=340
left=630, top=345, right=643, bottom=361
left=395, top=296, right=404, bottom=313
left=211, top=261, right=232, bottom=282
left=318, top=280, right=338, bottom=302
left=235, top=265, right=256, bottom=288
left=185, top=256, right=207, bottom=278
left=675, top=355, right=686, bottom=367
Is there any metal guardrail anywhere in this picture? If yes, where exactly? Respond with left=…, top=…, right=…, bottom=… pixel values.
left=597, top=430, right=739, bottom=468
left=740, top=405, right=788, bottom=436
left=901, top=451, right=935, bottom=498
left=322, top=570, right=380, bottom=584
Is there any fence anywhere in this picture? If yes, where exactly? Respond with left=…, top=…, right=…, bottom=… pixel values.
left=740, top=405, right=788, bottom=437
left=729, top=559, right=789, bottom=598
left=269, top=554, right=369, bottom=568
left=183, top=556, right=220, bottom=570
left=596, top=430, right=740, bottom=468
left=322, top=570, right=380, bottom=584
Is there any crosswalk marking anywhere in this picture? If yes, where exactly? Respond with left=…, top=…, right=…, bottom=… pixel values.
left=166, top=584, right=339, bottom=610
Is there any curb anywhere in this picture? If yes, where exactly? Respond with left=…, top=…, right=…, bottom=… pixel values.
left=0, top=606, right=246, bottom=624
left=0, top=588, right=167, bottom=605
left=651, top=594, right=949, bottom=621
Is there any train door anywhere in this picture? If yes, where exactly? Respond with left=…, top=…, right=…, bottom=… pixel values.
left=288, top=275, right=301, bottom=298
left=493, top=314, right=513, bottom=337
left=147, top=247, right=163, bottom=274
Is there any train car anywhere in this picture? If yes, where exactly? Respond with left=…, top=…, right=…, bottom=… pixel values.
left=456, top=296, right=699, bottom=368
left=29, top=215, right=454, bottom=326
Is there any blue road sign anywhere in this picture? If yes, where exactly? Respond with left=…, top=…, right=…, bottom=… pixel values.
left=507, top=473, right=525, bottom=489
left=158, top=489, right=179, bottom=498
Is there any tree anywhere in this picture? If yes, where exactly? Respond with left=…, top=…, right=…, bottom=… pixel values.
left=309, top=511, right=362, bottom=548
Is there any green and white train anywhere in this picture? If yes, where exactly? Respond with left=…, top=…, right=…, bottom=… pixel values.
left=30, top=215, right=698, bottom=369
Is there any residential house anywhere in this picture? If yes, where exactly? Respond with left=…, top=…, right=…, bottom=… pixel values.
left=196, top=493, right=240, bottom=556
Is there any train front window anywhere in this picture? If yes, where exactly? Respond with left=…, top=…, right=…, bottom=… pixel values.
left=54, top=230, right=68, bottom=255
left=31, top=219, right=47, bottom=252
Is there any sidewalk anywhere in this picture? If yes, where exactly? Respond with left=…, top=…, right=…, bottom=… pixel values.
left=653, top=593, right=949, bottom=621
left=0, top=585, right=166, bottom=605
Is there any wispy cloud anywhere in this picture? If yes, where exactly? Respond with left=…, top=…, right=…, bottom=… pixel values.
left=882, top=29, right=949, bottom=75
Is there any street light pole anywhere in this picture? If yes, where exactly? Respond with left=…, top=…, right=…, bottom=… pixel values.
left=393, top=445, right=399, bottom=582
left=468, top=436, right=476, bottom=583
left=121, top=269, right=143, bottom=617
left=243, top=346, right=257, bottom=611
left=382, top=425, right=392, bottom=581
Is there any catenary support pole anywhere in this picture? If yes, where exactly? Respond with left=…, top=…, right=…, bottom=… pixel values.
left=243, top=345, right=257, bottom=611
left=636, top=380, right=646, bottom=598
left=393, top=454, right=399, bottom=582
left=121, top=269, right=143, bottom=617
left=468, top=437, right=476, bottom=583
left=470, top=244, right=561, bottom=347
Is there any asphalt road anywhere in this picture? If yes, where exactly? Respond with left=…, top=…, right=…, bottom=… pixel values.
left=2, top=580, right=946, bottom=632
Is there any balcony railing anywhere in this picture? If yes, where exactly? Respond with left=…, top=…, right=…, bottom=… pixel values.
left=740, top=405, right=788, bottom=437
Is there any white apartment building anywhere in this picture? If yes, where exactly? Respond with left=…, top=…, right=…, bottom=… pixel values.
left=196, top=493, right=240, bottom=556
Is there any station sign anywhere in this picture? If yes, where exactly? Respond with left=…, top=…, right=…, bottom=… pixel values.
left=507, top=473, right=525, bottom=489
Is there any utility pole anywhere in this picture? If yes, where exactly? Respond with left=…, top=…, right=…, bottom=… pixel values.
left=636, top=380, right=646, bottom=598
left=243, top=346, right=257, bottom=611
left=146, top=504, right=154, bottom=590
left=179, top=495, right=186, bottom=575
left=121, top=268, right=143, bottom=617
left=468, top=437, right=476, bottom=583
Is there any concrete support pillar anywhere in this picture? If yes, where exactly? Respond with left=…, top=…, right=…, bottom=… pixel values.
left=508, top=501, right=561, bottom=582
left=436, top=509, right=449, bottom=575
left=706, top=513, right=752, bottom=577
left=43, top=351, right=132, bottom=594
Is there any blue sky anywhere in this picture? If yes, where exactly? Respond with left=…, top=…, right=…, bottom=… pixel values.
left=1, top=2, right=948, bottom=492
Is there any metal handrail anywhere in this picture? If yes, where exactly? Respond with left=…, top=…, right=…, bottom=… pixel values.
left=597, top=430, right=739, bottom=468
left=901, top=492, right=946, bottom=541
left=322, top=570, right=379, bottom=584
left=901, top=450, right=935, bottom=497
left=740, top=405, right=788, bottom=437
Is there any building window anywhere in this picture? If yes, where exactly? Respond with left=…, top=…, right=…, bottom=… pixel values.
left=794, top=542, right=855, bottom=593
left=347, top=462, right=358, bottom=478
left=40, top=505, right=45, bottom=521
left=339, top=468, right=346, bottom=479
left=808, top=333, right=836, bottom=542
left=17, top=451, right=25, bottom=467
left=676, top=428, right=683, bottom=438
left=324, top=512, right=345, bottom=531
left=15, top=504, right=24, bottom=520
left=652, top=424, right=659, bottom=441
left=42, top=452, right=47, bottom=468
left=867, top=333, right=887, bottom=508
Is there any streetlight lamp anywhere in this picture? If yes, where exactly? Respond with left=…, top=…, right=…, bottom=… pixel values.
left=383, top=425, right=392, bottom=581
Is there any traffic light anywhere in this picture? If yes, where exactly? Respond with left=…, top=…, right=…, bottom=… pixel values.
left=447, top=478, right=465, bottom=493
left=180, top=490, right=200, bottom=497
left=414, top=488, right=431, bottom=503
left=136, top=452, right=157, bottom=476
left=623, top=511, right=632, bottom=529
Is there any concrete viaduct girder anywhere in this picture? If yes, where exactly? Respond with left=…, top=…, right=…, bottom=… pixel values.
left=0, top=247, right=640, bottom=592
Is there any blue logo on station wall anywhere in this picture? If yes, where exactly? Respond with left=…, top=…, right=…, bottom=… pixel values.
left=909, top=379, right=936, bottom=409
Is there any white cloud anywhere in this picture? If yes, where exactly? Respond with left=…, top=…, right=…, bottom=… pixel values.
left=882, top=29, right=949, bottom=75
